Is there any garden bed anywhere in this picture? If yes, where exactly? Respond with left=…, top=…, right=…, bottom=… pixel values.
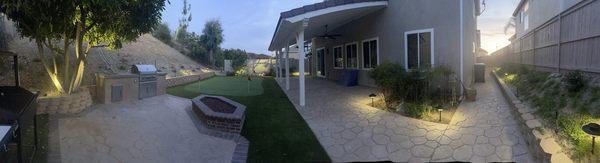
left=495, top=64, right=600, bottom=162
left=368, top=63, right=462, bottom=124
left=369, top=99, right=458, bottom=124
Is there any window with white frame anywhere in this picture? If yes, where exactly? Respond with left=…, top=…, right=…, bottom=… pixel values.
left=405, top=29, right=433, bottom=69
left=345, top=43, right=358, bottom=69
left=333, top=46, right=343, bottom=69
left=362, top=39, right=378, bottom=69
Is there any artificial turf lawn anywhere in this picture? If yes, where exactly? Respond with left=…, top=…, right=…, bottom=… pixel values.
left=180, top=76, right=264, bottom=96
left=167, top=76, right=331, bottom=162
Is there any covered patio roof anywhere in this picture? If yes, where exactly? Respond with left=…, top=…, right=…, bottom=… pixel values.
left=268, top=0, right=388, bottom=51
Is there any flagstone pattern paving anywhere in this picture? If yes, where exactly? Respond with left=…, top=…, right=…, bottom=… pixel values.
left=278, top=74, right=534, bottom=162
left=51, top=95, right=238, bottom=163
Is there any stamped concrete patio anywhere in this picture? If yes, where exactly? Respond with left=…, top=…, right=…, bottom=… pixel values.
left=47, top=95, right=238, bottom=163
left=278, top=73, right=534, bottom=162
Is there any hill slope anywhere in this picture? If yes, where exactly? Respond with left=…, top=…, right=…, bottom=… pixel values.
left=0, top=21, right=209, bottom=96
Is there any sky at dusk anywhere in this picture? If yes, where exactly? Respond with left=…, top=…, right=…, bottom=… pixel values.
left=161, top=0, right=520, bottom=55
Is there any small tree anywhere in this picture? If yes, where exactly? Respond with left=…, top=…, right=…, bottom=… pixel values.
left=200, top=19, right=224, bottom=67
left=175, top=0, right=192, bottom=43
left=153, top=22, right=172, bottom=45
left=218, top=49, right=247, bottom=72
left=0, top=0, right=166, bottom=94
left=186, top=32, right=207, bottom=63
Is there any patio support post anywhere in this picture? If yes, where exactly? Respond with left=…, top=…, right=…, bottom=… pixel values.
left=279, top=49, right=283, bottom=81
left=275, top=50, right=280, bottom=80
left=297, top=19, right=308, bottom=106
left=285, top=44, right=290, bottom=90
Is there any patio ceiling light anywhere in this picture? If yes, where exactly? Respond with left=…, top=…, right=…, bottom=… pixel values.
left=582, top=123, right=600, bottom=154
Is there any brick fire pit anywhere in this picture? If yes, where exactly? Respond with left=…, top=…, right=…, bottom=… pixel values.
left=191, top=95, right=246, bottom=133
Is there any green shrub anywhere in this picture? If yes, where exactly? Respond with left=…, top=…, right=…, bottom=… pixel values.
left=226, top=72, right=235, bottom=76
left=564, top=70, right=585, bottom=93
left=518, top=65, right=531, bottom=75
left=403, top=103, right=432, bottom=119
left=557, top=114, right=594, bottom=157
left=428, top=66, right=455, bottom=102
left=403, top=69, right=430, bottom=103
left=265, top=67, right=275, bottom=76
left=370, top=64, right=457, bottom=109
left=369, top=63, right=406, bottom=108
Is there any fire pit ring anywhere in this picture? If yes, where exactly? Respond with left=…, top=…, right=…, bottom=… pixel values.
left=191, top=95, right=246, bottom=133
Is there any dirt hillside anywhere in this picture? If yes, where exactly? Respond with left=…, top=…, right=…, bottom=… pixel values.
left=0, top=20, right=209, bottom=96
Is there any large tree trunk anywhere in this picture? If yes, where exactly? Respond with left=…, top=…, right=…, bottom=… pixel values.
left=209, top=50, right=215, bottom=67
left=63, top=38, right=71, bottom=93
left=67, top=21, right=90, bottom=94
left=36, top=41, right=65, bottom=93
left=36, top=21, right=89, bottom=95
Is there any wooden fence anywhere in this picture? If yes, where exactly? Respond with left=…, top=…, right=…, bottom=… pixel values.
left=491, top=0, right=600, bottom=73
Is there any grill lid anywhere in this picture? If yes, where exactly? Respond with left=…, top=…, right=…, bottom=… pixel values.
left=131, top=64, right=158, bottom=75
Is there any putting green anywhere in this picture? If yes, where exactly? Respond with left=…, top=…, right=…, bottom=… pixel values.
left=177, top=76, right=264, bottom=96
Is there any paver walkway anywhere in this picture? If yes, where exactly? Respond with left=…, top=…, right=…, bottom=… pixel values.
left=49, top=95, right=237, bottom=163
left=278, top=73, right=534, bottom=162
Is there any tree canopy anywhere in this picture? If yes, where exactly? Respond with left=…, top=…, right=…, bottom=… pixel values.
left=1, top=0, right=166, bottom=49
left=0, top=0, right=166, bottom=94
left=153, top=22, right=172, bottom=45
left=200, top=19, right=224, bottom=67
left=217, top=48, right=247, bottom=72
left=176, top=0, right=192, bottom=43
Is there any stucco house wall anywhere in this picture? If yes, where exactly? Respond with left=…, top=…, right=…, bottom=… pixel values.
left=310, top=0, right=477, bottom=88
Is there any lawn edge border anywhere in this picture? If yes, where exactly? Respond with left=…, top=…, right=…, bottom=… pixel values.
left=491, top=70, right=573, bottom=163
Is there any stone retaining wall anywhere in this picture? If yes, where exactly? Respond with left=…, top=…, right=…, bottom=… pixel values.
left=492, top=71, right=572, bottom=163
left=37, top=87, right=93, bottom=114
left=165, top=72, right=215, bottom=87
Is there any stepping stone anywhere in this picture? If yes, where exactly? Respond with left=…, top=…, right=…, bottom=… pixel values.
left=540, top=138, right=562, bottom=154
left=526, top=119, right=542, bottom=129
left=551, top=153, right=573, bottom=163
left=411, top=145, right=434, bottom=158
left=453, top=145, right=472, bottom=161
left=473, top=144, right=495, bottom=156
left=389, top=148, right=411, bottom=162
left=432, top=145, right=453, bottom=160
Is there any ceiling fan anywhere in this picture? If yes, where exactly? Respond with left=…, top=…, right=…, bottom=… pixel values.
left=317, top=25, right=341, bottom=40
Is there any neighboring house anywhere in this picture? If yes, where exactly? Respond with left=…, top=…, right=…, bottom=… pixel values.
left=496, top=0, right=599, bottom=72
left=269, top=0, right=481, bottom=106
left=245, top=53, right=273, bottom=75
left=512, top=0, right=582, bottom=39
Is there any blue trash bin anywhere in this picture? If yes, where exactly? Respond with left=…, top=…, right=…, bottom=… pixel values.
left=338, top=69, right=359, bottom=86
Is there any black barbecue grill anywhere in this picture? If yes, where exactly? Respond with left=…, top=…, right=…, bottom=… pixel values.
left=131, top=64, right=158, bottom=99
left=0, top=51, right=38, bottom=163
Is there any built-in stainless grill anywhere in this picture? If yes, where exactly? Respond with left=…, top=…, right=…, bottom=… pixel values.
left=0, top=51, right=38, bottom=162
left=131, top=65, right=158, bottom=99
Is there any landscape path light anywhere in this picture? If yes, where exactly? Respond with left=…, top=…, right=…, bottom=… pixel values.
left=582, top=123, right=600, bottom=154
left=438, top=109, right=444, bottom=122
left=369, top=93, right=377, bottom=106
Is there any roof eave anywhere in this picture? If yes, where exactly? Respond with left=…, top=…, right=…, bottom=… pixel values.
left=512, top=0, right=526, bottom=16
